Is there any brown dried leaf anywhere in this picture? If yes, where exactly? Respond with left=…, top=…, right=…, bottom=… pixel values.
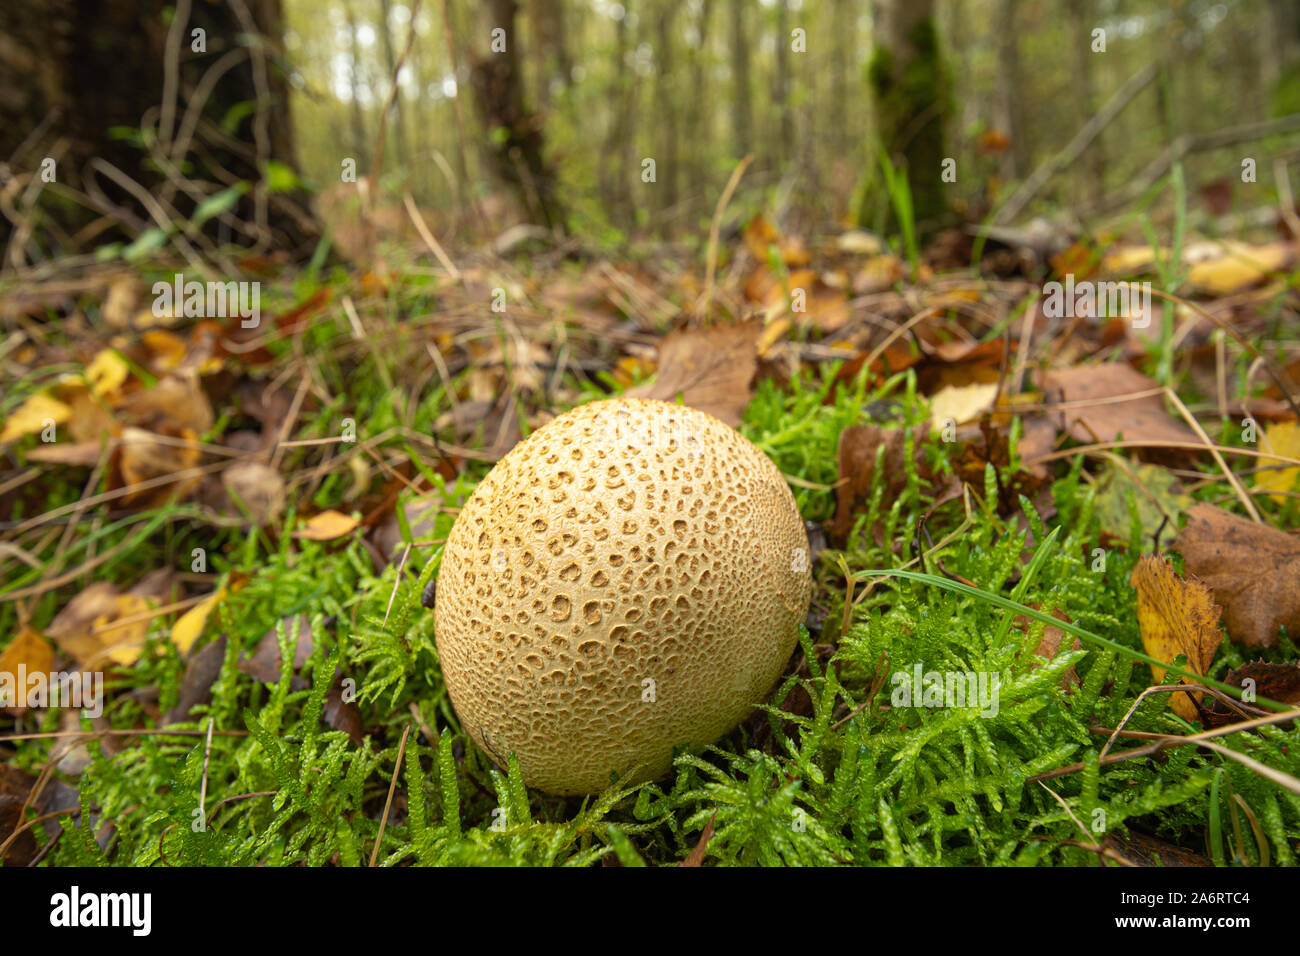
left=324, top=672, right=364, bottom=745
left=222, top=460, right=286, bottom=525
left=1176, top=503, right=1300, bottom=648
left=626, top=322, right=759, bottom=427
left=1039, top=363, right=1197, bottom=452
left=1201, top=661, right=1300, bottom=729
left=238, top=616, right=314, bottom=687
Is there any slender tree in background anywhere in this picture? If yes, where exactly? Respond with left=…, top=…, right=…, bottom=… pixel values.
left=530, top=0, right=572, bottom=112
left=993, top=0, right=1027, bottom=182
left=688, top=0, right=716, bottom=215
left=1067, top=0, right=1103, bottom=200
left=376, top=0, right=410, bottom=176
left=773, top=0, right=792, bottom=169
left=730, top=0, right=753, bottom=159
left=344, top=0, right=370, bottom=167
left=600, top=7, right=632, bottom=224
left=654, top=1, right=679, bottom=220
left=864, top=0, right=952, bottom=235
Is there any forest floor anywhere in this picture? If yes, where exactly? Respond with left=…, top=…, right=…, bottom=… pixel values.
left=2, top=211, right=1300, bottom=866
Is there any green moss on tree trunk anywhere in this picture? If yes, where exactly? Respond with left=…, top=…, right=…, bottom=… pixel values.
left=858, top=17, right=952, bottom=238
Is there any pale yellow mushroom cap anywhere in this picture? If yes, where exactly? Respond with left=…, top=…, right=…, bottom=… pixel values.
left=434, top=398, right=813, bottom=795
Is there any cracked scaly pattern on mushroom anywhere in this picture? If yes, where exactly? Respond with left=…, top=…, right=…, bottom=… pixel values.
left=434, top=398, right=813, bottom=795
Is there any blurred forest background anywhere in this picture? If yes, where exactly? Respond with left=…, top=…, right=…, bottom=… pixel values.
left=281, top=0, right=1300, bottom=247
left=3, top=0, right=1299, bottom=263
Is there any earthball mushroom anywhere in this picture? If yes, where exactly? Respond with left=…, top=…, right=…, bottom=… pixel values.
left=433, top=397, right=813, bottom=795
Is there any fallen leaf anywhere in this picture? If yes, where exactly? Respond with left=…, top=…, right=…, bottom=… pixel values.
left=222, top=460, right=286, bottom=525
left=171, top=589, right=226, bottom=656
left=0, top=628, right=54, bottom=714
left=295, top=510, right=361, bottom=541
left=679, top=811, right=717, bottom=867
left=1093, top=462, right=1191, bottom=542
left=1200, top=661, right=1300, bottom=728
left=929, top=382, right=999, bottom=431
left=743, top=215, right=809, bottom=266
left=84, top=349, right=129, bottom=398
left=1186, top=241, right=1292, bottom=295
left=0, top=392, right=71, bottom=443
left=1039, top=364, right=1196, bottom=450
left=1130, top=553, right=1223, bottom=720
left=1013, top=605, right=1082, bottom=688
left=120, top=375, right=214, bottom=434
left=0, top=765, right=79, bottom=866
left=90, top=594, right=155, bottom=667
left=324, top=671, right=363, bottom=745
left=831, top=425, right=937, bottom=541
left=26, top=441, right=104, bottom=467
left=115, top=425, right=202, bottom=506
left=162, top=635, right=228, bottom=725
left=626, top=322, right=759, bottom=427
left=1176, top=503, right=1300, bottom=648
left=950, top=417, right=1051, bottom=514
left=140, top=329, right=188, bottom=371
left=238, top=616, right=313, bottom=687
left=1255, top=422, right=1300, bottom=503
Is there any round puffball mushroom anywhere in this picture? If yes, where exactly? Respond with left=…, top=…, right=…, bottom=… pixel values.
left=434, top=398, right=812, bottom=795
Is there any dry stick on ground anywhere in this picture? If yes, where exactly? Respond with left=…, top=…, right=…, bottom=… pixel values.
left=403, top=192, right=461, bottom=280
left=371, top=723, right=412, bottom=867
left=1098, top=684, right=1265, bottom=762
left=1038, top=782, right=1137, bottom=867
left=695, top=154, right=753, bottom=322
left=996, top=61, right=1160, bottom=225
left=1030, top=708, right=1300, bottom=792
left=1149, top=288, right=1300, bottom=420
left=198, top=717, right=216, bottom=827
left=1164, top=387, right=1261, bottom=521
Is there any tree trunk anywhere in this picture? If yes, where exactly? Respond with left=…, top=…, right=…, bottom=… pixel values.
left=0, top=0, right=318, bottom=259
left=992, top=0, right=1027, bottom=182
left=653, top=2, right=678, bottom=224
left=863, top=0, right=952, bottom=236
left=774, top=0, right=792, bottom=168
left=1066, top=0, right=1102, bottom=200
left=529, top=0, right=572, bottom=111
left=468, top=0, right=567, bottom=232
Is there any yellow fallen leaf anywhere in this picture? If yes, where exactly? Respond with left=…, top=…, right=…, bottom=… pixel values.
left=89, top=594, right=155, bottom=667
left=1255, top=421, right=1300, bottom=504
left=0, top=393, right=72, bottom=443
left=85, top=349, right=129, bottom=398
left=757, top=317, right=792, bottom=357
left=295, top=510, right=360, bottom=541
left=1186, top=241, right=1291, bottom=295
left=1101, top=245, right=1163, bottom=275
left=1130, top=553, right=1222, bottom=720
left=0, top=627, right=54, bottom=713
left=141, top=329, right=188, bottom=371
left=929, top=382, right=999, bottom=431
left=171, top=589, right=226, bottom=655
